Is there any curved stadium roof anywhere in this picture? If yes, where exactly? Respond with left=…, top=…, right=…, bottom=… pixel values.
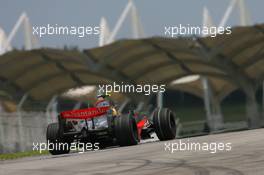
left=0, top=49, right=112, bottom=100
left=86, top=23, right=264, bottom=100
left=0, top=24, right=263, bottom=101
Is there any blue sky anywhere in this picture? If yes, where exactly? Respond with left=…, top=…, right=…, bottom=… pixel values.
left=0, top=0, right=263, bottom=49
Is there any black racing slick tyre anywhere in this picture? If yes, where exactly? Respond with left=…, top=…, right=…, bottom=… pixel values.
left=46, top=123, right=71, bottom=155
left=114, top=115, right=139, bottom=146
left=153, top=108, right=176, bottom=141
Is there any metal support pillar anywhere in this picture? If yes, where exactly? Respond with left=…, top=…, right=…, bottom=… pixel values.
left=5, top=13, right=26, bottom=51
left=17, top=93, right=28, bottom=152
left=243, top=85, right=261, bottom=129
left=238, top=0, right=251, bottom=26
left=130, top=3, right=140, bottom=38
left=245, top=94, right=260, bottom=129
left=50, top=99, right=58, bottom=123
left=135, top=101, right=144, bottom=112
left=202, top=78, right=224, bottom=131
left=130, top=2, right=144, bottom=38
left=263, top=81, right=264, bottom=124
left=99, top=17, right=110, bottom=46
left=202, top=77, right=213, bottom=131
left=219, top=0, right=237, bottom=27
left=118, top=98, right=131, bottom=113
left=201, top=8, right=226, bottom=131
left=46, top=95, right=58, bottom=125
left=157, top=91, right=163, bottom=108
left=23, top=15, right=32, bottom=50
left=0, top=102, right=4, bottom=152
left=107, top=0, right=133, bottom=44
left=211, top=97, right=224, bottom=130
left=203, top=6, right=214, bottom=28
left=0, top=28, right=11, bottom=55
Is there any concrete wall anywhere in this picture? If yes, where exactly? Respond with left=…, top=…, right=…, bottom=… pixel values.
left=0, top=112, right=52, bottom=153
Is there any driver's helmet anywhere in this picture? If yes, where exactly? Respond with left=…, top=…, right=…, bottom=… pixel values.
left=96, top=89, right=110, bottom=98
left=96, top=89, right=118, bottom=115
left=95, top=89, right=111, bottom=107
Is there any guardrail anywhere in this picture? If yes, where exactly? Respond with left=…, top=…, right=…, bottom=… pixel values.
left=0, top=112, right=253, bottom=153
left=176, top=119, right=249, bottom=138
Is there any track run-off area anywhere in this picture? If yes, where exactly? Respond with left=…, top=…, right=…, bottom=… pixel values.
left=0, top=128, right=263, bottom=175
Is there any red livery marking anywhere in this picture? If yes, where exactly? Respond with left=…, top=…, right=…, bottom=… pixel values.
left=61, top=106, right=110, bottom=119
left=137, top=117, right=147, bottom=139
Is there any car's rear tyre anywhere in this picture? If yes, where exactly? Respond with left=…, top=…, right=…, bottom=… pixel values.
left=114, top=114, right=139, bottom=146
left=46, top=123, right=71, bottom=155
left=153, top=108, right=176, bottom=141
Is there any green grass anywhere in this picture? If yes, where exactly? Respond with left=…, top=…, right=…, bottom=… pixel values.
left=222, top=103, right=247, bottom=122
left=170, top=103, right=255, bottom=123
left=174, top=106, right=205, bottom=122
left=0, top=150, right=49, bottom=160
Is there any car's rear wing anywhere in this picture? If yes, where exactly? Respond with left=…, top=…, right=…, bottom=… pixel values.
left=60, top=106, right=110, bottom=120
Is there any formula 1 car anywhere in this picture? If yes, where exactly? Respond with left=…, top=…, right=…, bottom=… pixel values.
left=46, top=106, right=176, bottom=155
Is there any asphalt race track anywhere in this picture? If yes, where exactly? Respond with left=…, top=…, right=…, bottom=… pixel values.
left=0, top=128, right=263, bottom=175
